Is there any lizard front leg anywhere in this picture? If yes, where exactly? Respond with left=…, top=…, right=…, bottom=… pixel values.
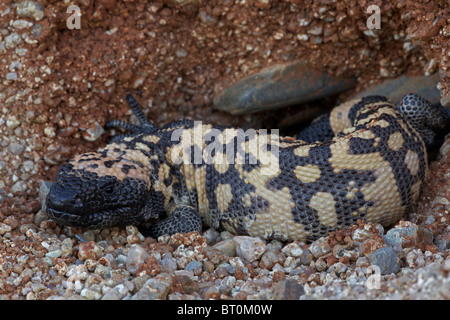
left=141, top=204, right=202, bottom=238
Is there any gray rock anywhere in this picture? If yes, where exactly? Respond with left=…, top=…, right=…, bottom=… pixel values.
left=45, top=250, right=62, bottom=258
left=219, top=275, right=236, bottom=295
left=224, top=263, right=236, bottom=275
left=367, top=247, right=400, bottom=275
left=233, top=236, right=266, bottom=262
left=273, top=279, right=305, bottom=300
left=352, top=73, right=440, bottom=105
left=101, top=289, right=121, bottom=300
left=184, top=260, right=202, bottom=272
left=80, top=288, right=102, bottom=300
left=383, top=225, right=434, bottom=248
left=83, top=121, right=105, bottom=142
left=4, top=33, right=22, bottom=49
left=113, top=284, right=130, bottom=299
left=281, top=242, right=303, bottom=258
left=383, top=228, right=409, bottom=247
left=201, top=286, right=221, bottom=299
left=327, top=262, right=347, bottom=274
left=159, top=254, right=178, bottom=272
left=298, top=248, right=313, bottom=266
left=126, top=244, right=149, bottom=275
left=260, top=250, right=286, bottom=270
left=31, top=24, right=43, bottom=38
left=308, top=237, right=331, bottom=259
left=16, top=1, right=45, bottom=21
left=6, top=72, right=18, bottom=80
left=131, top=273, right=173, bottom=300
left=435, top=234, right=450, bottom=252
left=11, top=181, right=27, bottom=193
left=39, top=181, right=52, bottom=211
left=214, top=60, right=356, bottom=114
left=34, top=210, right=48, bottom=227
left=12, top=20, right=33, bottom=29
left=60, top=238, right=73, bottom=257
left=8, top=142, right=24, bottom=154
left=213, top=238, right=236, bottom=257
left=203, top=227, right=220, bottom=244
left=175, top=48, right=188, bottom=58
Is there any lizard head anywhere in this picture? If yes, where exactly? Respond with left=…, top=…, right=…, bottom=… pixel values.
left=45, top=144, right=164, bottom=229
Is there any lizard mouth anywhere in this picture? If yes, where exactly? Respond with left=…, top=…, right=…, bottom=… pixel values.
left=46, top=206, right=136, bottom=229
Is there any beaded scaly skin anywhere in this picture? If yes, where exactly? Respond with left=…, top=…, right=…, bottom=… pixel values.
left=46, top=94, right=450, bottom=242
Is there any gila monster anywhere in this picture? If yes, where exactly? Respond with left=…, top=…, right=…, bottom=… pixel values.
left=45, top=94, right=450, bottom=242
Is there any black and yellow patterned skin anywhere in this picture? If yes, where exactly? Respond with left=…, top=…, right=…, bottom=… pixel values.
left=46, top=94, right=450, bottom=242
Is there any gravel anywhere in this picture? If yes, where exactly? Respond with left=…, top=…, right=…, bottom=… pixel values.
left=0, top=215, right=449, bottom=300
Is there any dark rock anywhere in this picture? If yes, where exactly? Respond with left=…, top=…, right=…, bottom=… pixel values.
left=214, top=60, right=356, bottom=114
left=367, top=247, right=400, bottom=275
left=298, top=248, right=313, bottom=266
left=352, top=73, right=440, bottom=105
